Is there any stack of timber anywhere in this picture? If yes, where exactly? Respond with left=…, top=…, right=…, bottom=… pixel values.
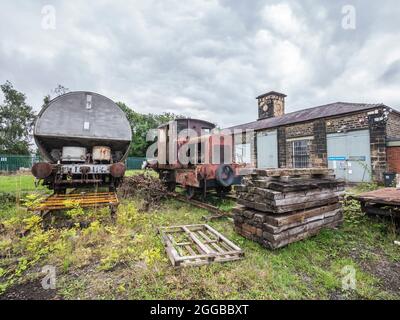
left=233, top=168, right=344, bottom=249
left=354, top=188, right=400, bottom=219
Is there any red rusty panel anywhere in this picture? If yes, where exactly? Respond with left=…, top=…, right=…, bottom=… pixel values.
left=176, top=170, right=200, bottom=187
left=387, top=146, right=400, bottom=173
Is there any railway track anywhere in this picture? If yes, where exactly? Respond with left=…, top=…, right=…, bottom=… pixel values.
left=166, top=191, right=234, bottom=221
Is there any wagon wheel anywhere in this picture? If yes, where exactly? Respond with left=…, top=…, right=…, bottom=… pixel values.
left=216, top=185, right=232, bottom=197
left=54, top=187, right=67, bottom=195
left=185, top=186, right=196, bottom=200
left=166, top=181, right=176, bottom=192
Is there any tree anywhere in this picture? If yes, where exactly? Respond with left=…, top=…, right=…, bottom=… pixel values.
left=42, top=84, right=69, bottom=108
left=117, top=102, right=182, bottom=157
left=0, top=81, right=36, bottom=155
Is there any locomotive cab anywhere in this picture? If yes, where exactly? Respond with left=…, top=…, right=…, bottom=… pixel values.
left=148, top=118, right=245, bottom=198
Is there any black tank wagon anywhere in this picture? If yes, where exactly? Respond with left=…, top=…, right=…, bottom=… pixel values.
left=32, top=91, right=132, bottom=193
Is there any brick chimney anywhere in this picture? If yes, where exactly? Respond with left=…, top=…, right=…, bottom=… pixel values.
left=256, top=91, right=286, bottom=120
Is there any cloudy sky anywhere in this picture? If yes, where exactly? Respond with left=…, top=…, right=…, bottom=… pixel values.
left=1, top=0, right=399, bottom=127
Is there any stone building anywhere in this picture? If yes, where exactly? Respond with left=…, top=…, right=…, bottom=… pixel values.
left=230, top=91, right=400, bottom=183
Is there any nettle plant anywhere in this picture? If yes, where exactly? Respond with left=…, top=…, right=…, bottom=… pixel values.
left=21, top=194, right=45, bottom=209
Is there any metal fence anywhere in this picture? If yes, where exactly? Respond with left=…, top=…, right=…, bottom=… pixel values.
left=0, top=155, right=41, bottom=172
left=0, top=155, right=146, bottom=172
left=126, top=157, right=146, bottom=170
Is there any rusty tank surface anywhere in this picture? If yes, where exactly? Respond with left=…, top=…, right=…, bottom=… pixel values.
left=32, top=91, right=132, bottom=192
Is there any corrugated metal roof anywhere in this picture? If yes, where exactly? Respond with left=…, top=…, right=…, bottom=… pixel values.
left=228, top=102, right=387, bottom=131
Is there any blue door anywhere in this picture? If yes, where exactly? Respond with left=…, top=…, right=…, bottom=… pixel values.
left=327, top=130, right=371, bottom=182
left=257, top=130, right=278, bottom=168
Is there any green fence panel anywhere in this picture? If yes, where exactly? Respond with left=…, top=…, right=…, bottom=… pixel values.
left=126, top=157, right=146, bottom=170
left=0, top=155, right=41, bottom=172
left=0, top=155, right=146, bottom=172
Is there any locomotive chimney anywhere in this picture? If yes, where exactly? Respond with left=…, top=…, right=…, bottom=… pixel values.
left=256, top=91, right=286, bottom=120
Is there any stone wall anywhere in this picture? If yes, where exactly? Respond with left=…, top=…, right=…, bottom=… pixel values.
left=277, top=127, right=286, bottom=167
left=258, top=94, right=285, bottom=120
left=369, top=111, right=388, bottom=182
left=325, top=111, right=370, bottom=134
left=386, top=112, right=400, bottom=139
left=285, top=122, right=314, bottom=138
left=313, top=119, right=327, bottom=168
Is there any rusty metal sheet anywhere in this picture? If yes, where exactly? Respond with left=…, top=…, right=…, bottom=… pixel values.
left=355, top=188, right=400, bottom=206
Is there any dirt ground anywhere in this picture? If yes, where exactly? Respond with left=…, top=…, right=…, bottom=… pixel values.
left=0, top=280, right=60, bottom=300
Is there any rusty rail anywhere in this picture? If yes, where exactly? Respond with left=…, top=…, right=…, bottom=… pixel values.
left=28, top=192, right=119, bottom=211
left=166, top=191, right=233, bottom=220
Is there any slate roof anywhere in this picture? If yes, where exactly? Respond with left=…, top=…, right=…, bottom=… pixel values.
left=228, top=102, right=389, bottom=131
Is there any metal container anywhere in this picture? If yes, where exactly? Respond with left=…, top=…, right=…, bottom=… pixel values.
left=92, top=146, right=111, bottom=162
left=62, top=147, right=87, bottom=162
left=34, top=91, right=132, bottom=164
left=383, top=172, right=396, bottom=187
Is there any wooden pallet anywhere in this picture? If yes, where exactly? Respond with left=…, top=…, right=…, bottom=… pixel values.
left=28, top=192, right=119, bottom=211
left=158, top=224, right=244, bottom=267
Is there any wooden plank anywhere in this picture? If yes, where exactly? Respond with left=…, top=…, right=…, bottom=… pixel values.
left=255, top=168, right=333, bottom=177
left=262, top=209, right=342, bottom=234
left=363, top=204, right=400, bottom=218
left=262, top=213, right=343, bottom=242
left=159, top=230, right=181, bottom=267
left=237, top=196, right=340, bottom=214
left=181, top=226, right=214, bottom=256
left=204, top=224, right=243, bottom=252
left=260, top=203, right=341, bottom=227
left=261, top=220, right=342, bottom=249
left=238, top=190, right=341, bottom=207
left=241, top=185, right=344, bottom=201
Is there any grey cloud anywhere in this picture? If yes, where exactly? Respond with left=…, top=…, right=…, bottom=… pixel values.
left=381, top=60, right=400, bottom=83
left=0, top=0, right=399, bottom=128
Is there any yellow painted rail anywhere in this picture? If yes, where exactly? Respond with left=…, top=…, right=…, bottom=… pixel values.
left=28, top=192, right=119, bottom=211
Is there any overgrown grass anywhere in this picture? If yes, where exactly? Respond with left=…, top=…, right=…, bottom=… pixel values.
left=0, top=170, right=145, bottom=194
left=0, top=175, right=399, bottom=300
left=0, top=174, right=44, bottom=194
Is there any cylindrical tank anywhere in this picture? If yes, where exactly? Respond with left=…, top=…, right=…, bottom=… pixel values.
left=34, top=91, right=132, bottom=163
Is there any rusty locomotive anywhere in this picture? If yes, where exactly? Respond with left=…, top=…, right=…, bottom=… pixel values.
left=146, top=118, right=246, bottom=198
left=32, top=91, right=132, bottom=193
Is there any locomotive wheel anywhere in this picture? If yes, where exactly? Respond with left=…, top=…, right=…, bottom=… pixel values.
left=216, top=186, right=232, bottom=197
left=166, top=181, right=176, bottom=192
left=185, top=186, right=196, bottom=200
left=216, top=164, right=235, bottom=187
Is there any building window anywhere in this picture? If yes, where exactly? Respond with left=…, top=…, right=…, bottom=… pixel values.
left=293, top=140, right=309, bottom=168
